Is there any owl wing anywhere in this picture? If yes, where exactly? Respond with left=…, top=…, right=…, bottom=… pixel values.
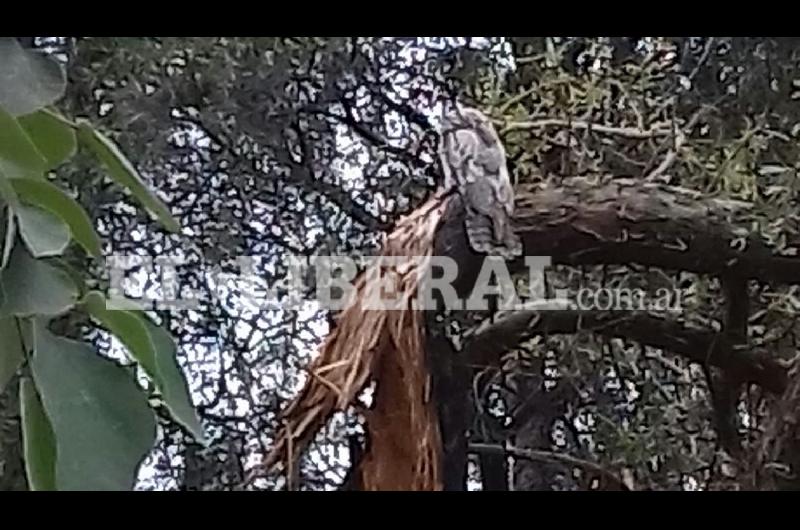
left=439, top=128, right=483, bottom=189
left=439, top=115, right=522, bottom=259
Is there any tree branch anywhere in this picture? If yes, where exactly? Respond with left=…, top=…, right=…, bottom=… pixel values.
left=469, top=442, right=631, bottom=491
left=500, top=119, right=671, bottom=139
left=490, top=177, right=798, bottom=285
left=708, top=271, right=751, bottom=456
left=687, top=37, right=716, bottom=84
left=461, top=309, right=787, bottom=394
left=372, top=89, right=434, bottom=131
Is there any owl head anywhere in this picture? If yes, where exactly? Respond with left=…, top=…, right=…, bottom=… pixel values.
left=440, top=103, right=499, bottom=146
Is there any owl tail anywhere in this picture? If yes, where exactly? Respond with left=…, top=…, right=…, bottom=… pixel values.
left=464, top=212, right=523, bottom=260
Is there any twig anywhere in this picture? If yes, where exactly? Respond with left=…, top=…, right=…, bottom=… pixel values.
left=469, top=442, right=632, bottom=490
left=644, top=105, right=711, bottom=180
left=497, top=86, right=540, bottom=115
left=515, top=53, right=548, bottom=65
left=647, top=350, right=689, bottom=378
left=501, top=119, right=671, bottom=139
left=645, top=126, right=686, bottom=180
left=687, top=37, right=715, bottom=84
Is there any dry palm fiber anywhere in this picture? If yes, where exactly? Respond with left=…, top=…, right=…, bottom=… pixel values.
left=265, top=192, right=451, bottom=490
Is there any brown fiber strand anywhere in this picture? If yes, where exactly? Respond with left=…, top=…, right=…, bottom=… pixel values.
left=265, top=193, right=450, bottom=490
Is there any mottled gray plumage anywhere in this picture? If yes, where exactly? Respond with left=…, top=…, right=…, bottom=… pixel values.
left=439, top=105, right=522, bottom=259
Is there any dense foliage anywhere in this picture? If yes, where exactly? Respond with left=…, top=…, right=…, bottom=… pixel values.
left=0, top=38, right=201, bottom=491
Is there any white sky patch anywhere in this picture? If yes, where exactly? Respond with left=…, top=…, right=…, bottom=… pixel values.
left=329, top=37, right=505, bottom=222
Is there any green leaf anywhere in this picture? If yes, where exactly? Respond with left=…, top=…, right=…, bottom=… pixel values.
left=76, top=120, right=180, bottom=232
left=83, top=292, right=205, bottom=443
left=1, top=203, right=15, bottom=270
left=10, top=178, right=101, bottom=257
left=0, top=176, right=21, bottom=270
left=20, top=377, right=57, bottom=491
left=0, top=171, right=20, bottom=208
left=0, top=107, right=47, bottom=178
left=17, top=110, right=77, bottom=170
left=0, top=38, right=66, bottom=117
left=144, top=320, right=206, bottom=443
left=0, top=245, right=78, bottom=317
left=83, top=291, right=158, bottom=376
left=0, top=316, right=24, bottom=393
left=15, top=203, right=71, bottom=258
left=31, top=322, right=156, bottom=490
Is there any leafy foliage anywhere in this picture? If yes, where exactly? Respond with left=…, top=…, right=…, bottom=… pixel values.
left=0, top=37, right=202, bottom=490
left=30, top=323, right=156, bottom=490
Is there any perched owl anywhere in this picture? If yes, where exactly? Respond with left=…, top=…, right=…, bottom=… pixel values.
left=438, top=105, right=523, bottom=260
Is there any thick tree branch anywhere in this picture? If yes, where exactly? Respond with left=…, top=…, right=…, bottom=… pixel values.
left=708, top=271, right=751, bottom=456
left=440, top=177, right=800, bottom=285
left=460, top=309, right=787, bottom=394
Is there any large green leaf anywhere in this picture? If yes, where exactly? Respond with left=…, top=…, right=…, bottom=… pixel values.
left=15, top=203, right=71, bottom=258
left=144, top=320, right=206, bottom=443
left=17, top=110, right=77, bottom=170
left=0, top=245, right=78, bottom=317
left=0, top=38, right=66, bottom=117
left=30, top=323, right=156, bottom=490
left=83, top=291, right=158, bottom=376
left=0, top=316, right=24, bottom=393
left=83, top=292, right=205, bottom=443
left=0, top=107, right=46, bottom=178
left=20, top=377, right=57, bottom=491
left=76, top=120, right=180, bottom=232
left=10, top=178, right=101, bottom=257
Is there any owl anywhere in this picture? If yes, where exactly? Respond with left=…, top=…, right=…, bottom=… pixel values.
left=438, top=104, right=523, bottom=260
